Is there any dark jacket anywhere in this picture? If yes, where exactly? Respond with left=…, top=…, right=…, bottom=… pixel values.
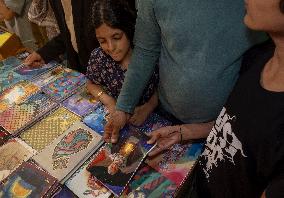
left=37, top=0, right=99, bottom=73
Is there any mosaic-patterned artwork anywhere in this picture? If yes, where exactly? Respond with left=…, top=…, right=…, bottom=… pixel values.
left=0, top=57, right=21, bottom=72
left=125, top=163, right=177, bottom=198
left=146, top=143, right=204, bottom=186
left=33, top=122, right=103, bottom=182
left=42, top=68, right=86, bottom=101
left=135, top=113, right=171, bottom=134
left=0, top=70, right=27, bottom=92
left=0, top=93, right=58, bottom=135
left=0, top=161, right=59, bottom=198
left=32, top=65, right=65, bottom=87
left=0, top=127, right=10, bottom=147
left=62, top=87, right=100, bottom=117
left=66, top=154, right=111, bottom=198
left=20, top=107, right=80, bottom=151
left=14, top=61, right=58, bottom=79
left=87, top=126, right=154, bottom=197
left=0, top=138, right=37, bottom=182
left=83, top=105, right=108, bottom=136
left=0, top=81, right=39, bottom=114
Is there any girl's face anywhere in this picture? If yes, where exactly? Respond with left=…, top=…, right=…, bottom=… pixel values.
left=244, top=0, right=284, bottom=32
left=96, top=23, right=131, bottom=63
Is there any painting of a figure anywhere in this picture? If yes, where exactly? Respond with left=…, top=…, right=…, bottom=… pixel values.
left=86, top=126, right=154, bottom=197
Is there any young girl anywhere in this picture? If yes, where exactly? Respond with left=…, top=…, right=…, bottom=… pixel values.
left=86, top=0, right=158, bottom=126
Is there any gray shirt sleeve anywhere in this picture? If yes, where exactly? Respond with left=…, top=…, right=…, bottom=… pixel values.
left=116, top=0, right=161, bottom=113
left=4, top=0, right=26, bottom=15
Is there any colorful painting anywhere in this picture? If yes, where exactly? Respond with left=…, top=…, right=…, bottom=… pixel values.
left=66, top=154, right=111, bottom=198
left=32, top=65, right=65, bottom=87
left=83, top=105, right=108, bottom=135
left=0, top=93, right=58, bottom=135
left=0, top=127, right=10, bottom=147
left=0, top=70, right=27, bottom=92
left=14, top=61, right=58, bottom=79
left=0, top=138, right=37, bottom=182
left=20, top=107, right=81, bottom=151
left=0, top=161, right=59, bottom=198
left=87, top=126, right=154, bottom=197
left=42, top=68, right=86, bottom=101
left=62, top=87, right=100, bottom=117
left=135, top=113, right=171, bottom=134
left=146, top=143, right=204, bottom=186
left=0, top=57, right=21, bottom=72
left=0, top=81, right=39, bottom=114
left=33, top=122, right=103, bottom=182
left=124, top=163, right=177, bottom=198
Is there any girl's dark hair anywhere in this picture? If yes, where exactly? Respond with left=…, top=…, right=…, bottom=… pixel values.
left=91, top=0, right=137, bottom=46
left=280, top=0, right=284, bottom=13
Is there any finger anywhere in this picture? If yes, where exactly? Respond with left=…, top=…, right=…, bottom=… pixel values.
left=147, top=131, right=161, bottom=144
left=111, top=126, right=120, bottom=143
left=104, top=122, right=112, bottom=143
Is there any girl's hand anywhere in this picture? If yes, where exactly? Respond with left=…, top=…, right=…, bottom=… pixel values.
left=147, top=126, right=181, bottom=157
left=129, top=104, right=152, bottom=126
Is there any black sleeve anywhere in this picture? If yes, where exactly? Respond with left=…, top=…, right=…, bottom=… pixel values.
left=265, top=159, right=284, bottom=198
left=36, top=33, right=66, bottom=63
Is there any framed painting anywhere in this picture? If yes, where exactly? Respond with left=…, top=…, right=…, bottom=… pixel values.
left=33, top=121, right=103, bottom=183
left=32, top=65, right=65, bottom=87
left=86, top=126, right=155, bottom=197
left=0, top=93, right=58, bottom=135
left=20, top=107, right=81, bottom=151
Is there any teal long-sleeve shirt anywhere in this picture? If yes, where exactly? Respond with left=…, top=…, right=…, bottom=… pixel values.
left=116, top=0, right=267, bottom=123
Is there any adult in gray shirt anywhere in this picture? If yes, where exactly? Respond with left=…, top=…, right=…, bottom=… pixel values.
left=104, top=0, right=266, bottom=146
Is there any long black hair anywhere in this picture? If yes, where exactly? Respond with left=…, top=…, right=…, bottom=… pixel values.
left=91, top=0, right=137, bottom=46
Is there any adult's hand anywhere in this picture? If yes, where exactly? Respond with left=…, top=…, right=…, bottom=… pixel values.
left=104, top=110, right=130, bottom=143
left=147, top=125, right=181, bottom=157
left=24, top=52, right=45, bottom=67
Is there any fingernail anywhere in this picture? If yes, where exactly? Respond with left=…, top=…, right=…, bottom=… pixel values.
left=111, top=138, right=116, bottom=143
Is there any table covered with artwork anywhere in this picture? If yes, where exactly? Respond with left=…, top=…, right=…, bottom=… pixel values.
left=0, top=52, right=204, bottom=198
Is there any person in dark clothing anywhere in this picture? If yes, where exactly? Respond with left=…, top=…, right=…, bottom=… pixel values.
left=148, top=1, right=284, bottom=198
left=24, top=0, right=135, bottom=73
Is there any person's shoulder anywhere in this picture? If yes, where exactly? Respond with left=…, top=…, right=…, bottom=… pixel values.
left=90, top=47, right=105, bottom=58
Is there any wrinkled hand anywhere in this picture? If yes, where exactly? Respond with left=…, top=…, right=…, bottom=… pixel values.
left=24, top=51, right=45, bottom=67
left=147, top=126, right=180, bottom=157
left=104, top=110, right=130, bottom=143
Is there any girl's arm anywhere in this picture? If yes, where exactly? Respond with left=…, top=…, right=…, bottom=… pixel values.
left=86, top=80, right=116, bottom=114
left=129, top=90, right=158, bottom=126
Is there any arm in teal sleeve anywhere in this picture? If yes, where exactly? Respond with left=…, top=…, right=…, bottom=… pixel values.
left=4, top=0, right=25, bottom=15
left=116, top=0, right=161, bottom=113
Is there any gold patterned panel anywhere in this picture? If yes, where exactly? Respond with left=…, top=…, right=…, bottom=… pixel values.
left=20, top=107, right=80, bottom=151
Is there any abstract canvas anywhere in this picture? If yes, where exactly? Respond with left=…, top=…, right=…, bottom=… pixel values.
left=0, top=81, right=39, bottom=114
left=62, top=87, right=100, bottom=117
left=0, top=93, right=58, bottom=135
left=86, top=126, right=155, bottom=197
left=146, top=143, right=204, bottom=186
left=0, top=127, right=10, bottom=147
left=0, top=161, right=59, bottom=198
left=20, top=107, right=81, bottom=151
left=42, top=68, right=86, bottom=101
left=0, top=70, right=27, bottom=92
left=32, top=65, right=65, bottom=87
left=125, top=163, right=177, bottom=198
left=33, top=121, right=103, bottom=182
left=0, top=138, right=36, bottom=182
left=0, top=57, right=21, bottom=72
left=66, top=154, right=111, bottom=198
left=83, top=105, right=108, bottom=136
left=135, top=113, right=171, bottom=134
left=14, top=61, right=58, bottom=79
